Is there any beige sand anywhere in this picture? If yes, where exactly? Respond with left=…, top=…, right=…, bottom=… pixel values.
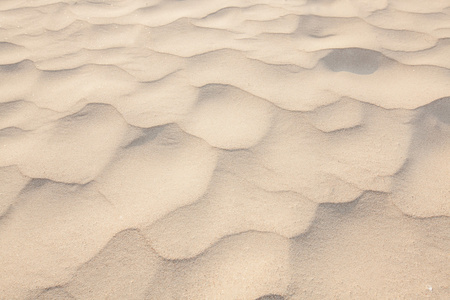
left=0, top=0, right=449, bottom=299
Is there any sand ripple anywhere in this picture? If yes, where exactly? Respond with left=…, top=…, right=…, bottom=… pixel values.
left=0, top=0, right=449, bottom=298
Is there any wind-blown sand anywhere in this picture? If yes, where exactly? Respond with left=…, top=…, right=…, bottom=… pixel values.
left=0, top=0, right=449, bottom=299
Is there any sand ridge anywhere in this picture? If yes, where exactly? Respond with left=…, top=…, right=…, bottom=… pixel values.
left=0, top=0, right=449, bottom=299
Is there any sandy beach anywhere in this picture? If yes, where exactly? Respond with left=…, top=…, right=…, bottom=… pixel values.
left=0, top=0, right=449, bottom=299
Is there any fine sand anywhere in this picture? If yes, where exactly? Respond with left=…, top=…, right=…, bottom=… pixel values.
left=0, top=0, right=449, bottom=299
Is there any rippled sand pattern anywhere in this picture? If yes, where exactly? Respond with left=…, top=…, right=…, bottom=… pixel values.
left=1, top=0, right=449, bottom=299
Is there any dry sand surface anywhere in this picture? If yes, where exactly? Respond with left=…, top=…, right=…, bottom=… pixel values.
left=0, top=0, right=450, bottom=299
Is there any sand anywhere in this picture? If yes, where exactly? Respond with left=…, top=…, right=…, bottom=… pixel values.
left=0, top=0, right=449, bottom=299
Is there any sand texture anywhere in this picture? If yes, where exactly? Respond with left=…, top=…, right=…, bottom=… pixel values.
left=0, top=0, right=450, bottom=299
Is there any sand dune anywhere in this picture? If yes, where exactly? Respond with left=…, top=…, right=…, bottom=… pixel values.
left=0, top=0, right=449, bottom=299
